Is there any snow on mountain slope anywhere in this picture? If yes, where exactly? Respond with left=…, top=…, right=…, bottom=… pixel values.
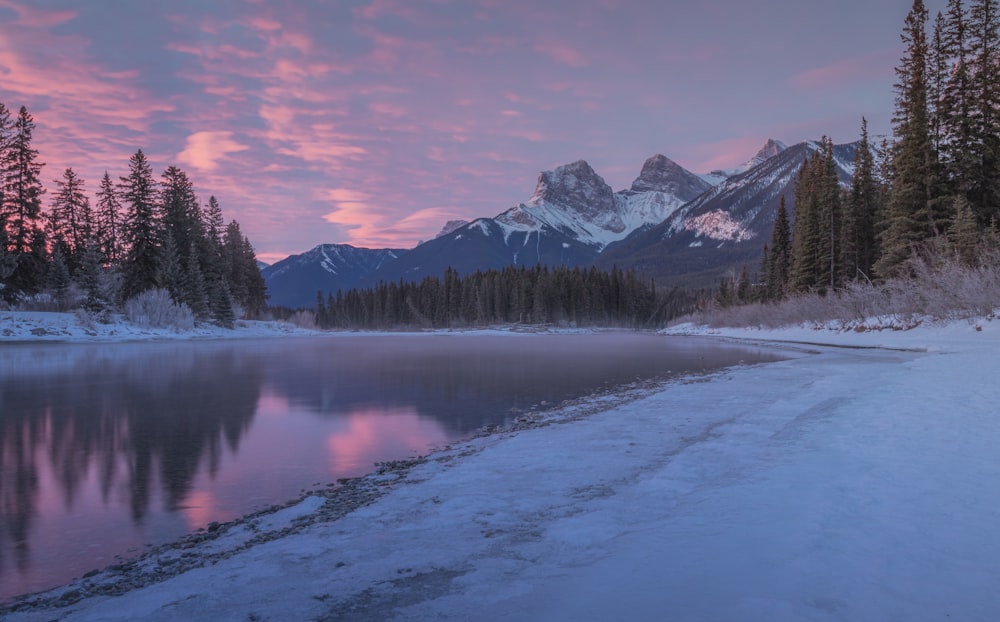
left=699, top=138, right=788, bottom=185
left=494, top=156, right=711, bottom=251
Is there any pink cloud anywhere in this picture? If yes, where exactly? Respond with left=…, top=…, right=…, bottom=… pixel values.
left=177, top=131, right=250, bottom=172
left=0, top=0, right=76, bottom=28
left=533, top=40, right=589, bottom=68
left=790, top=49, right=898, bottom=90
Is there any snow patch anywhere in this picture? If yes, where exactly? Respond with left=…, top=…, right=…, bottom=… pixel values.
left=682, top=210, right=753, bottom=242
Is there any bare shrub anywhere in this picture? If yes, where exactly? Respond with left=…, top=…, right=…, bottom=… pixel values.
left=124, top=289, right=195, bottom=330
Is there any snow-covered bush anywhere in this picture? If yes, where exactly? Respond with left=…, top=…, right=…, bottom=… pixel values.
left=124, top=289, right=195, bottom=330
left=286, top=309, right=317, bottom=329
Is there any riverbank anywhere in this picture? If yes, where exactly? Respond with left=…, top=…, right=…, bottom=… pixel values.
left=5, top=317, right=1000, bottom=620
left=0, top=310, right=324, bottom=342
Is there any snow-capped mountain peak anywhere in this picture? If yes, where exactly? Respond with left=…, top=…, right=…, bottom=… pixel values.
left=701, top=138, right=789, bottom=185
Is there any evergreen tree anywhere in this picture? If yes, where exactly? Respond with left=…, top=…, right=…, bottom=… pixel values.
left=0, top=102, right=12, bottom=229
left=816, top=137, right=843, bottom=290
left=159, top=166, right=201, bottom=277
left=941, top=0, right=977, bottom=197
left=766, top=195, right=792, bottom=299
left=94, top=171, right=123, bottom=265
left=48, top=167, right=91, bottom=271
left=791, top=152, right=822, bottom=290
left=222, top=220, right=268, bottom=317
left=0, top=213, right=15, bottom=284
left=157, top=230, right=183, bottom=302
left=48, top=245, right=70, bottom=307
left=119, top=150, right=160, bottom=301
left=78, top=238, right=108, bottom=312
left=950, top=195, right=980, bottom=264
left=967, top=0, right=1000, bottom=223
left=843, top=119, right=880, bottom=281
left=1, top=105, right=46, bottom=297
left=876, top=0, right=941, bottom=278
left=929, top=11, right=950, bottom=151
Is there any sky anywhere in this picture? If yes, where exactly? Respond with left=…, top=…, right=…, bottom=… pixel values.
left=0, top=0, right=944, bottom=263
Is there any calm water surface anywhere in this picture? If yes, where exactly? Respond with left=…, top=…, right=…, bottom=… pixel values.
left=0, top=333, right=784, bottom=599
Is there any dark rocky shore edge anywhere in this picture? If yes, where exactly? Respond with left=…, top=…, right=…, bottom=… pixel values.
left=1, top=344, right=790, bottom=617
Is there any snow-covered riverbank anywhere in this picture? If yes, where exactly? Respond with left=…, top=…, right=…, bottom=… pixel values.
left=0, top=311, right=324, bottom=342
left=4, top=317, right=1000, bottom=621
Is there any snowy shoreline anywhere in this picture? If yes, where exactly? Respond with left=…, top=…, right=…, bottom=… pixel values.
left=4, top=316, right=1000, bottom=620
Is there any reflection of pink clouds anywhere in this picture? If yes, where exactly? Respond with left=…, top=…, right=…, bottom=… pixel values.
left=180, top=490, right=222, bottom=531
left=325, top=407, right=448, bottom=477
left=256, top=392, right=291, bottom=418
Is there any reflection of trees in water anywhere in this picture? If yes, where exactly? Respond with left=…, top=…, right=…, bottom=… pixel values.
left=0, top=344, right=263, bottom=574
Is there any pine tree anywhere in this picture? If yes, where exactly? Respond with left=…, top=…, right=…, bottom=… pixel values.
left=157, top=230, right=183, bottom=302
left=791, top=152, right=822, bottom=291
left=48, top=167, right=91, bottom=271
left=816, top=137, right=843, bottom=290
left=78, top=238, right=107, bottom=312
left=48, top=245, right=71, bottom=307
left=941, top=0, right=977, bottom=197
left=119, top=150, right=160, bottom=301
left=967, top=0, right=1000, bottom=223
left=929, top=11, right=950, bottom=152
left=843, top=119, right=880, bottom=281
left=1, top=106, right=46, bottom=297
left=0, top=102, right=12, bottom=228
left=766, top=195, right=792, bottom=299
left=159, top=166, right=201, bottom=276
left=182, top=240, right=210, bottom=319
left=876, top=0, right=941, bottom=278
left=94, top=171, right=123, bottom=265
left=950, top=195, right=980, bottom=264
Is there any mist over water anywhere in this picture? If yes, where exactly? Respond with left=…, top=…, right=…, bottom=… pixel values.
left=0, top=333, right=783, bottom=599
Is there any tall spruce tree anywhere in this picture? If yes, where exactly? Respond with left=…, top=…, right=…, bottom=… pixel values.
left=843, top=119, right=880, bottom=281
left=765, top=195, right=792, bottom=300
left=48, top=167, right=91, bottom=272
left=95, top=171, right=123, bottom=265
left=1, top=106, right=46, bottom=298
left=941, top=0, right=977, bottom=198
left=967, top=0, right=1000, bottom=223
left=119, top=149, right=160, bottom=301
left=876, top=0, right=940, bottom=278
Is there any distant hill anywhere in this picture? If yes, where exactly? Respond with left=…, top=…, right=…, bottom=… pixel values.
left=262, top=244, right=406, bottom=308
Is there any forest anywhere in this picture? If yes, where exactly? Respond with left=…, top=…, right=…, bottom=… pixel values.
left=0, top=103, right=267, bottom=327
left=725, top=0, right=1000, bottom=308
left=306, top=265, right=693, bottom=330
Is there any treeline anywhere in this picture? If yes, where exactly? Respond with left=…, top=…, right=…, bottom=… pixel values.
left=0, top=101, right=267, bottom=325
left=723, top=0, right=1000, bottom=307
left=309, top=265, right=694, bottom=329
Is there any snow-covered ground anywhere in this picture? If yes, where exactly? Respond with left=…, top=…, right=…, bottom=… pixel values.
left=5, top=317, right=1000, bottom=620
left=0, top=311, right=322, bottom=342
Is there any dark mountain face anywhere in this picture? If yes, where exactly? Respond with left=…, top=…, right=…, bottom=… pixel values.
left=262, top=244, right=406, bottom=308
left=598, top=140, right=857, bottom=287
left=628, top=154, right=713, bottom=197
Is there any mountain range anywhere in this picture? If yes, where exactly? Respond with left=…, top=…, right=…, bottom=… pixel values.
left=262, top=139, right=857, bottom=308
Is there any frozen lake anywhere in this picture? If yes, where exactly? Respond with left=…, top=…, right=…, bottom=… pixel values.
left=0, top=332, right=782, bottom=600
